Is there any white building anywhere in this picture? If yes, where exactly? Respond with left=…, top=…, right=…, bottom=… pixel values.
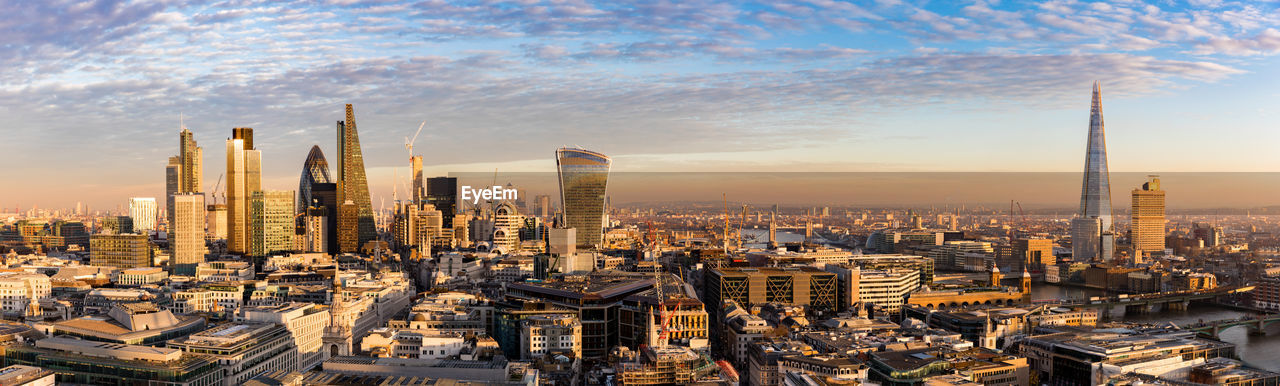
left=361, top=328, right=468, bottom=359
left=0, top=273, right=51, bottom=318
left=238, top=302, right=331, bottom=372
left=129, top=197, right=158, bottom=233
left=116, top=267, right=168, bottom=286
left=171, top=286, right=244, bottom=314
left=520, top=314, right=582, bottom=359
left=167, top=322, right=298, bottom=386
left=855, top=269, right=921, bottom=314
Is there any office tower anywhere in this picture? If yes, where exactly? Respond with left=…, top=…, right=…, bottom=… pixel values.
left=90, top=233, right=152, bottom=268
left=171, top=193, right=207, bottom=267
left=426, top=177, right=458, bottom=227
left=411, top=156, right=423, bottom=204
left=129, top=197, right=158, bottom=232
left=1071, top=82, right=1114, bottom=263
left=101, top=216, right=134, bottom=235
left=1131, top=175, right=1165, bottom=259
left=165, top=156, right=181, bottom=227
left=179, top=125, right=202, bottom=193
left=536, top=194, right=551, bottom=218
left=555, top=147, right=611, bottom=249
left=250, top=190, right=295, bottom=256
left=170, top=125, right=204, bottom=258
left=206, top=204, right=227, bottom=240
left=298, top=145, right=333, bottom=213
left=226, top=128, right=261, bottom=254
left=336, top=104, right=375, bottom=253
left=75, top=202, right=82, bottom=215
left=1011, top=238, right=1055, bottom=271
left=302, top=206, right=328, bottom=253
left=309, top=183, right=339, bottom=254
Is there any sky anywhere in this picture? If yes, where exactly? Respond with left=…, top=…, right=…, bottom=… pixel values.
left=2, top=0, right=1279, bottom=210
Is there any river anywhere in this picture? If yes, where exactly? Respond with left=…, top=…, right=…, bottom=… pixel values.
left=1030, top=284, right=1280, bottom=371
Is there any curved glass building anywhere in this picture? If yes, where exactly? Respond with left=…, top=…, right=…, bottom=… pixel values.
left=556, top=147, right=611, bottom=249
left=298, top=145, right=333, bottom=212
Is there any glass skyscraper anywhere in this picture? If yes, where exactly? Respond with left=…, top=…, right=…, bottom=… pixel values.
left=555, top=148, right=611, bottom=249
left=336, top=104, right=376, bottom=253
left=298, top=145, right=333, bottom=213
left=1072, top=82, right=1114, bottom=262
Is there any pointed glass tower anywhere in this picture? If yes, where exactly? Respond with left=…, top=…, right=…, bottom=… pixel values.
left=1072, top=82, right=1114, bottom=262
left=337, top=104, right=377, bottom=253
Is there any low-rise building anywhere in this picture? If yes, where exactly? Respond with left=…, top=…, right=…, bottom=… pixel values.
left=168, top=322, right=298, bottom=386
left=520, top=314, right=582, bottom=359
left=238, top=302, right=331, bottom=372
left=116, top=267, right=168, bottom=286
left=3, top=337, right=221, bottom=386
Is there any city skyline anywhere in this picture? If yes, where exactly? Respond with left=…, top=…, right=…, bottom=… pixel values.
left=3, top=1, right=1280, bottom=209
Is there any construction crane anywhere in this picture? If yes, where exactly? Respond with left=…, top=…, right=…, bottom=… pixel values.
left=208, top=173, right=224, bottom=204
left=404, top=121, right=426, bottom=157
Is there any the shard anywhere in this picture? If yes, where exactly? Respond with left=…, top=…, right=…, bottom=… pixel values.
left=336, top=104, right=377, bottom=253
left=1071, top=81, right=1114, bottom=262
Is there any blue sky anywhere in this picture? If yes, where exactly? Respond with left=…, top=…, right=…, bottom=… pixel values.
left=2, top=0, right=1279, bottom=209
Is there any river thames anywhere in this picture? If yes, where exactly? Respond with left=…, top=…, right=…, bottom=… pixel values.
left=1029, top=284, right=1280, bottom=370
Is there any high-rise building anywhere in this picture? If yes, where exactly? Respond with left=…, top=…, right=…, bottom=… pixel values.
left=536, top=194, right=552, bottom=218
left=206, top=204, right=227, bottom=240
left=426, top=177, right=458, bottom=228
left=171, top=194, right=207, bottom=267
left=165, top=156, right=181, bottom=228
left=129, top=197, right=158, bottom=233
left=1071, top=82, right=1114, bottom=263
left=250, top=190, right=295, bottom=256
left=101, top=216, right=134, bottom=235
left=410, top=155, right=423, bottom=204
left=1131, top=175, right=1165, bottom=259
left=90, top=233, right=152, bottom=268
left=170, top=124, right=204, bottom=258
left=179, top=125, right=202, bottom=193
left=302, top=206, right=328, bottom=253
left=336, top=104, right=376, bottom=253
left=555, top=147, right=611, bottom=249
left=1011, top=238, right=1055, bottom=271
left=226, top=128, right=262, bottom=255
left=298, top=145, right=333, bottom=213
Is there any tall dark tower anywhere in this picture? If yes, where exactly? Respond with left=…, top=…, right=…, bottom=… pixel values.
left=1071, top=81, right=1114, bottom=263
left=336, top=104, right=376, bottom=253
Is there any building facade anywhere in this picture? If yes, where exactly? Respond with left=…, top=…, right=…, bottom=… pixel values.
left=555, top=147, right=611, bottom=249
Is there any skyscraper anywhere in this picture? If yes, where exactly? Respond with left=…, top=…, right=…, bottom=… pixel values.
left=179, top=125, right=203, bottom=193
left=555, top=147, right=611, bottom=249
left=251, top=190, right=296, bottom=256
left=1071, top=82, right=1114, bottom=263
left=411, top=155, right=423, bottom=204
left=226, top=128, right=262, bottom=255
left=171, top=193, right=207, bottom=267
left=426, top=177, right=457, bottom=228
left=171, top=123, right=203, bottom=257
left=129, top=197, right=158, bottom=232
left=336, top=104, right=376, bottom=253
left=299, top=145, right=334, bottom=213
left=165, top=156, right=181, bottom=228
left=1131, top=175, right=1165, bottom=259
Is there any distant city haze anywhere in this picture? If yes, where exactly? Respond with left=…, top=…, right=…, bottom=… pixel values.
left=449, top=172, right=1280, bottom=210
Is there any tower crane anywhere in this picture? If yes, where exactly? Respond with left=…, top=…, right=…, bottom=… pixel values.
left=208, top=173, right=224, bottom=204
left=404, top=121, right=426, bottom=157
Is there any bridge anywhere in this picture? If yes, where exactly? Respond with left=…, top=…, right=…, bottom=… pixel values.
left=1035, top=286, right=1254, bottom=317
left=1180, top=314, right=1280, bottom=338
